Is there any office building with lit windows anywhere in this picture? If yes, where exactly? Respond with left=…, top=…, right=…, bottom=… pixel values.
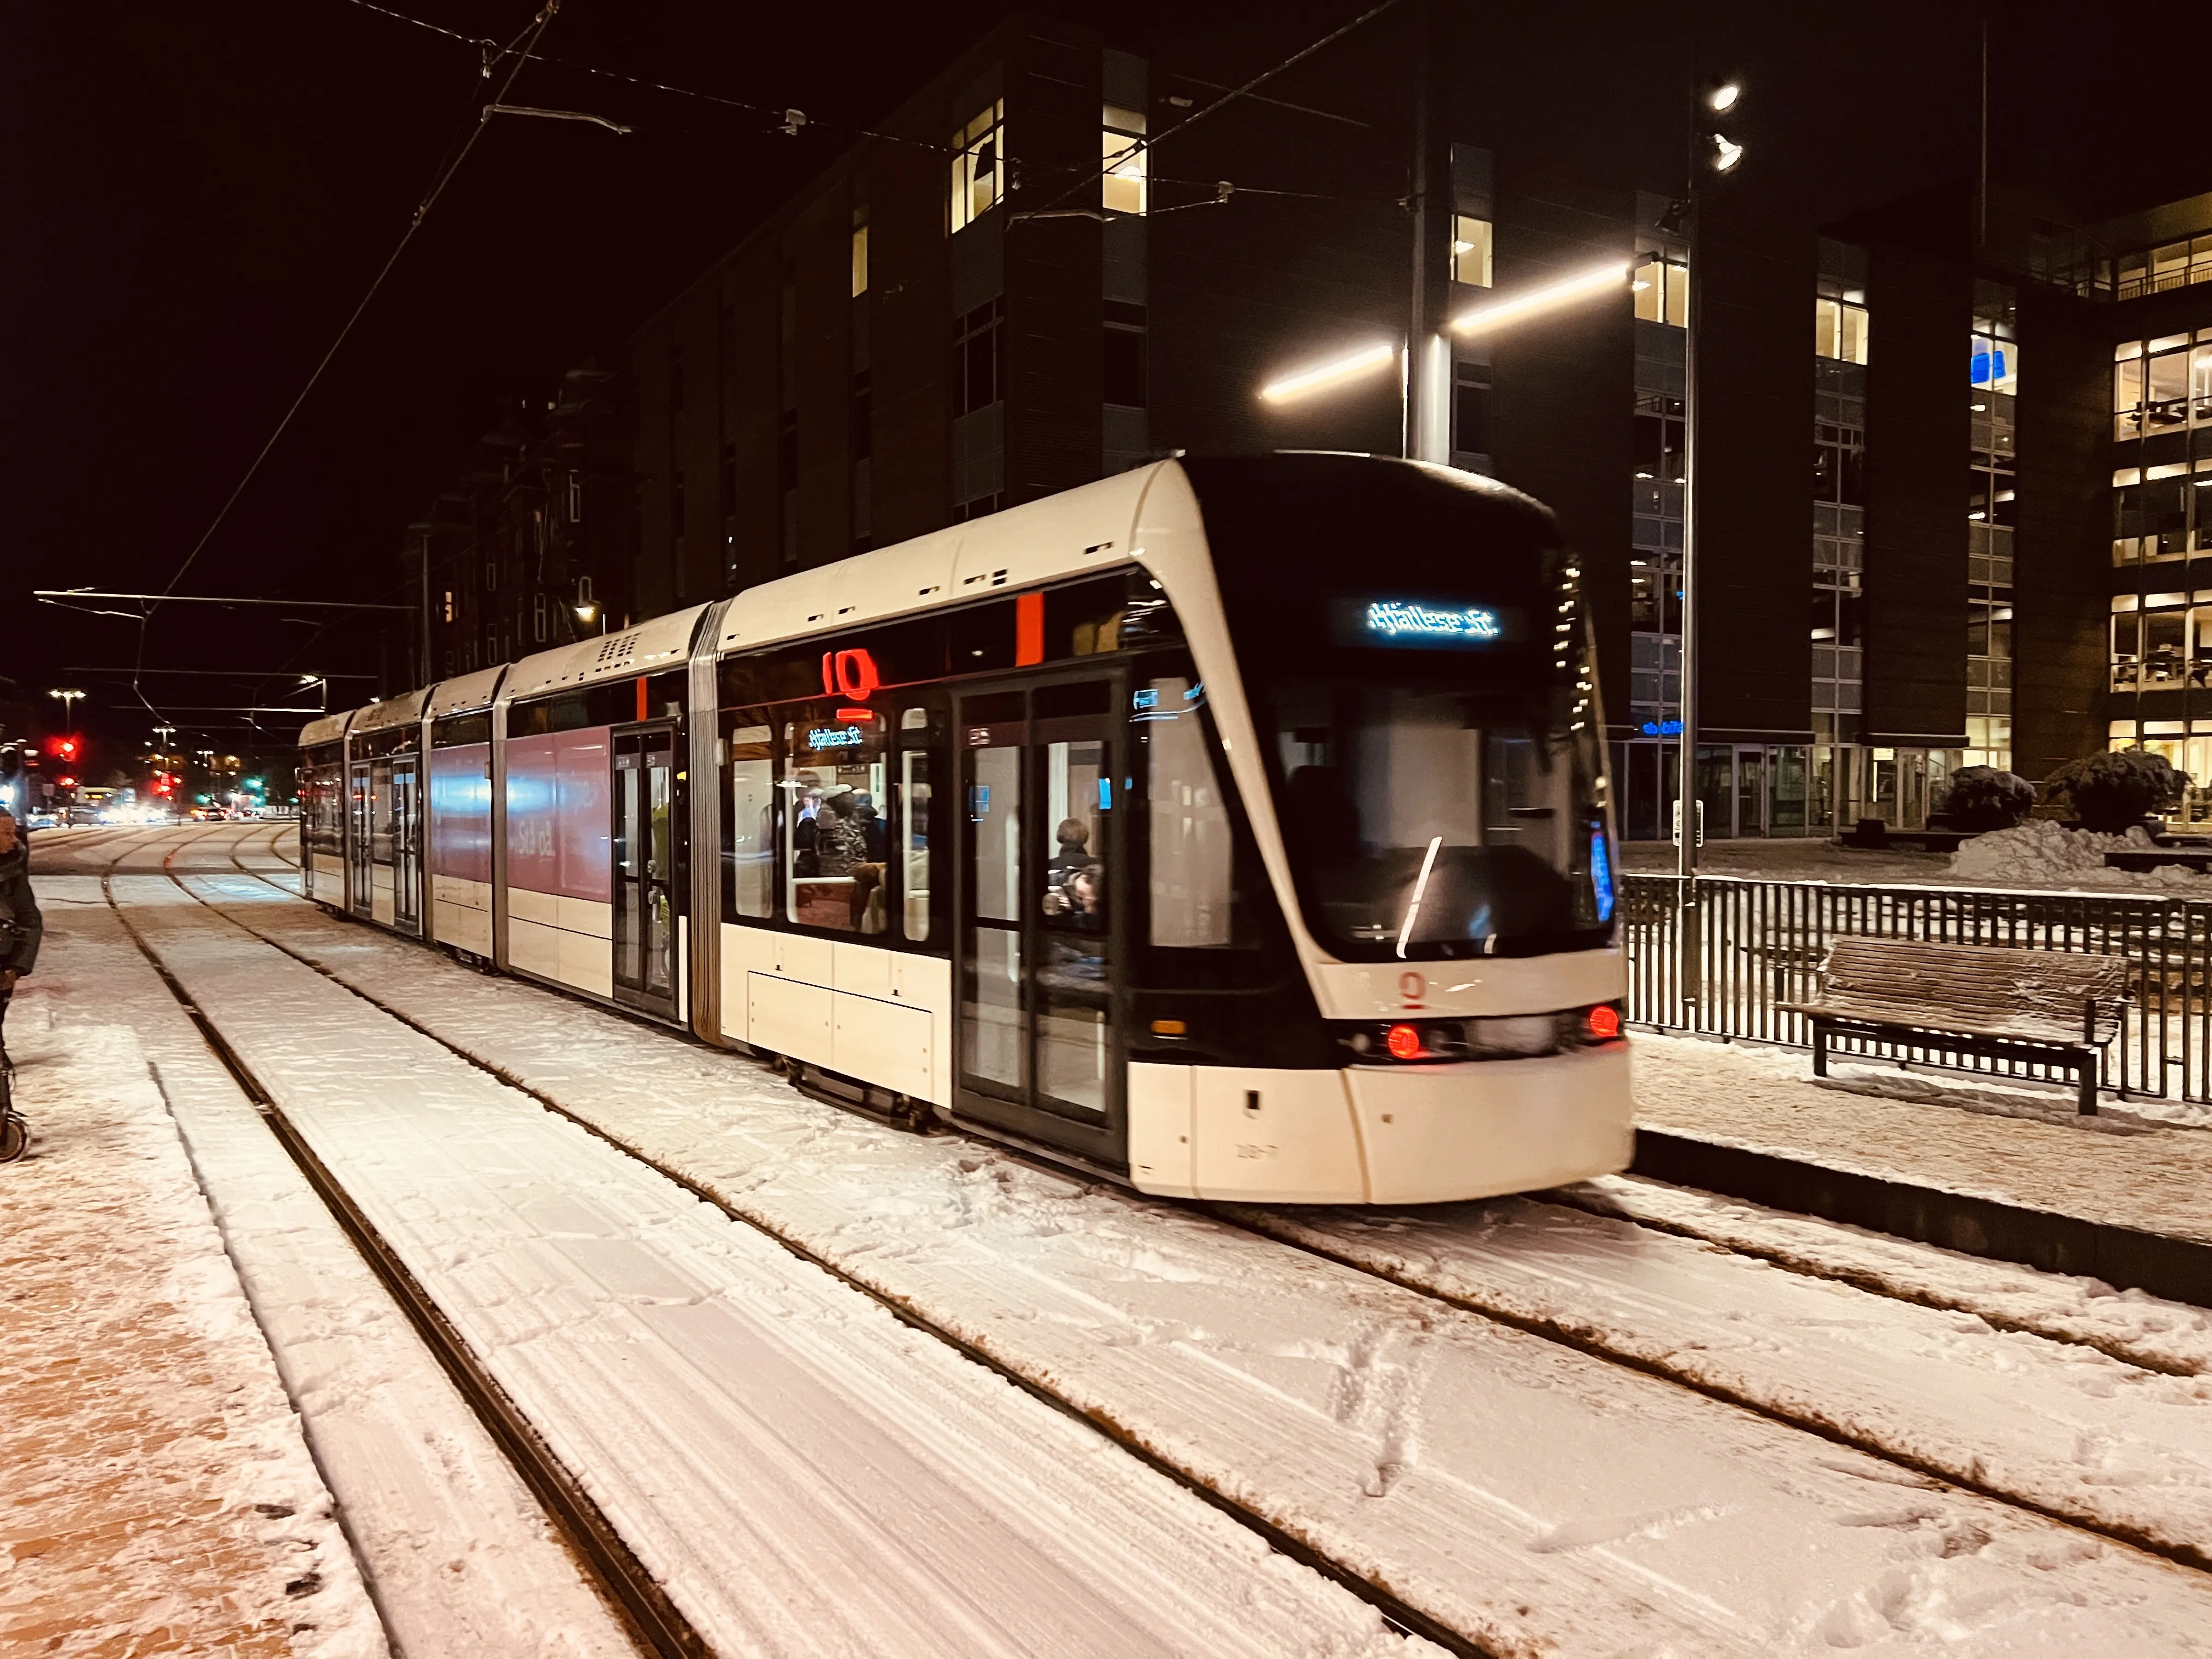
left=625, top=5, right=2182, bottom=839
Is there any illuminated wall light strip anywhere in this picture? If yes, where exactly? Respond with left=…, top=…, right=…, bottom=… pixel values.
left=1259, top=341, right=1399, bottom=404
left=1451, top=261, right=1634, bottom=335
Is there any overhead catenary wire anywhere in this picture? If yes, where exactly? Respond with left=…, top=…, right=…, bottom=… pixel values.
left=334, top=0, right=1412, bottom=201
left=1019, top=0, right=1408, bottom=221
left=134, top=0, right=563, bottom=731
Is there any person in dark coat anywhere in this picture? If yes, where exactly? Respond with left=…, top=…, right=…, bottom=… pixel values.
left=0, top=808, right=41, bottom=1051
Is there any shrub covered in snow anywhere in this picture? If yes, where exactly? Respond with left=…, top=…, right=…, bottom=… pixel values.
left=1938, top=765, right=2035, bottom=832
left=2041, top=748, right=2188, bottom=834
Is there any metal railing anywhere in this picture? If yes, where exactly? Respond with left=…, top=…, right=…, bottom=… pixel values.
left=1623, top=874, right=2212, bottom=1103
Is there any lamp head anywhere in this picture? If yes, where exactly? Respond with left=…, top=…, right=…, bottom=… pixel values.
left=1707, top=81, right=1741, bottom=113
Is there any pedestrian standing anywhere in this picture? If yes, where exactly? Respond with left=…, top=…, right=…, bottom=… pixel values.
left=0, top=808, right=41, bottom=1053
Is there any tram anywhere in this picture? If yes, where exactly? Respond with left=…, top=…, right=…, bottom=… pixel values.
left=300, top=454, right=1630, bottom=1204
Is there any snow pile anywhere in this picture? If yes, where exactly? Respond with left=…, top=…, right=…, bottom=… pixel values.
left=1950, top=819, right=2212, bottom=890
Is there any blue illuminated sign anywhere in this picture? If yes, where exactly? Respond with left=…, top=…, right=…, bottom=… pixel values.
left=1970, top=347, right=2008, bottom=389
left=1591, top=828, right=1615, bottom=924
left=1639, top=718, right=1684, bottom=736
left=1365, top=600, right=1502, bottom=642
left=806, top=726, right=864, bottom=749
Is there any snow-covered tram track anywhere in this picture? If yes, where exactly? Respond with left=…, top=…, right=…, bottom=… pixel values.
left=174, top=839, right=1482, bottom=1657
left=97, top=866, right=705, bottom=1659
left=207, top=829, right=2212, bottom=1579
left=111, top=848, right=1441, bottom=1659
left=151, top=827, right=2212, bottom=1659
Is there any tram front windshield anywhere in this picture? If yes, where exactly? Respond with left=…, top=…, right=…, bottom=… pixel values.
left=1179, top=453, right=1610, bottom=962
left=1262, top=678, right=1607, bottom=958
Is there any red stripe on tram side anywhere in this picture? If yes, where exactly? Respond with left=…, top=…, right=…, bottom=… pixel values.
left=636, top=675, right=648, bottom=723
left=1015, top=591, right=1045, bottom=667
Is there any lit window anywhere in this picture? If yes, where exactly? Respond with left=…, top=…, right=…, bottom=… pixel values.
left=1969, top=330, right=2016, bottom=395
left=1633, top=252, right=1688, bottom=328
left=851, top=218, right=868, bottom=298
left=1815, top=296, right=1869, bottom=364
left=1451, top=215, right=1492, bottom=287
left=950, top=100, right=1006, bottom=234
left=1102, top=104, right=1146, bottom=216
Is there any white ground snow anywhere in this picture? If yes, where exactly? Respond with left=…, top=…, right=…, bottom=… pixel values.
left=1950, top=820, right=2212, bottom=891
left=1576, top=1175, right=2212, bottom=1380
left=1623, top=824, right=2212, bottom=894
left=0, top=994, right=386, bottom=1658
left=112, top=874, right=1429, bottom=1659
left=1223, top=1193, right=2212, bottom=1560
left=1629, top=1031, right=2212, bottom=1243
left=26, top=878, right=636, bottom=1659
left=170, top=830, right=2212, bottom=1656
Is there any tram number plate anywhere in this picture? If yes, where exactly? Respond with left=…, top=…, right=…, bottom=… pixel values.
left=1235, top=1143, right=1278, bottom=1160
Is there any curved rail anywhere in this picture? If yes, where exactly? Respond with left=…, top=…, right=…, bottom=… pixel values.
left=99, top=839, right=707, bottom=1659
left=192, top=826, right=2212, bottom=1600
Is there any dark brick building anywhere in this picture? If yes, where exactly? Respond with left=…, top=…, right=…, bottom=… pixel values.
left=397, top=366, right=636, bottom=690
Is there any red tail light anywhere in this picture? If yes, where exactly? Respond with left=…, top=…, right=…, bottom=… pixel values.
left=1586, top=1005, right=1623, bottom=1041
left=1384, top=1023, right=1424, bottom=1060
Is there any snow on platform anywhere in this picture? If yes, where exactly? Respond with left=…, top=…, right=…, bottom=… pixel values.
left=1631, top=1033, right=2212, bottom=1246
left=24, top=877, right=634, bottom=1658
left=175, top=840, right=2212, bottom=1656
left=0, top=985, right=383, bottom=1656
left=110, top=875, right=1424, bottom=1659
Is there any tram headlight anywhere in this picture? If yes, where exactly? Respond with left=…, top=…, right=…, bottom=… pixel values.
left=1384, top=1023, right=1425, bottom=1060
left=1582, top=1003, right=1626, bottom=1043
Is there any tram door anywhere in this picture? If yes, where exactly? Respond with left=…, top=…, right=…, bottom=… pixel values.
left=956, top=678, right=1121, bottom=1163
left=612, top=724, right=679, bottom=1017
left=346, top=760, right=373, bottom=918
left=391, top=757, right=421, bottom=934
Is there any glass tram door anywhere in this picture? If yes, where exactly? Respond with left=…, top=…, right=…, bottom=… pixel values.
left=956, top=678, right=1122, bottom=1164
left=346, top=760, right=373, bottom=918
left=391, top=757, right=421, bottom=934
left=612, top=724, right=679, bottom=1017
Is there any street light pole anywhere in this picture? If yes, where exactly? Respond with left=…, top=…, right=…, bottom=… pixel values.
left=1675, top=77, right=1743, bottom=1026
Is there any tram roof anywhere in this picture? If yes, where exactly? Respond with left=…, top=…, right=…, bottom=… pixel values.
left=298, top=708, right=354, bottom=747
left=349, top=687, right=429, bottom=736
left=502, top=603, right=712, bottom=703
left=714, top=461, right=1165, bottom=658
left=426, top=664, right=506, bottom=720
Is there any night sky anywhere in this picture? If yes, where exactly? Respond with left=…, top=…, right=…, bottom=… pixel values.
left=2, top=0, right=2203, bottom=775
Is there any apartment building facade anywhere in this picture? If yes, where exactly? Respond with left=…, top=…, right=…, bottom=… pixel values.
left=625, top=3, right=2160, bottom=839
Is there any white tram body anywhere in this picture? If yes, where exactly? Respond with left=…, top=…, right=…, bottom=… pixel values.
left=301, top=454, right=1631, bottom=1204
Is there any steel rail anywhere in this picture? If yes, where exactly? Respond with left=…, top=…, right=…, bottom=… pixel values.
left=197, top=823, right=2212, bottom=1593
left=100, top=841, right=707, bottom=1659
left=187, top=827, right=1491, bottom=1659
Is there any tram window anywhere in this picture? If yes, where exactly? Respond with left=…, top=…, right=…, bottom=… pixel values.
left=727, top=721, right=774, bottom=920
left=901, top=746, right=933, bottom=941
left=782, top=703, right=890, bottom=935
left=1142, top=676, right=1234, bottom=947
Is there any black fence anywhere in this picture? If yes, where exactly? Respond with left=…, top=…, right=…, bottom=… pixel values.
left=1622, top=874, right=2212, bottom=1103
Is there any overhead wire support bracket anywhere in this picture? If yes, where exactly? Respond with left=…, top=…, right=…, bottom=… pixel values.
left=485, top=103, right=631, bottom=134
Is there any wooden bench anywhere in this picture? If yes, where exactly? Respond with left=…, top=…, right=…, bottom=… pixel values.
left=1781, top=938, right=2130, bottom=1115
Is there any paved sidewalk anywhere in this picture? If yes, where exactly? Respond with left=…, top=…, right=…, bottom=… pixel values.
left=1633, top=1034, right=2212, bottom=1299
left=0, top=997, right=383, bottom=1658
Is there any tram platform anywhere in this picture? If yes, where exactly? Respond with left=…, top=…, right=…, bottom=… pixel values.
left=1627, top=1031, right=2212, bottom=1308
